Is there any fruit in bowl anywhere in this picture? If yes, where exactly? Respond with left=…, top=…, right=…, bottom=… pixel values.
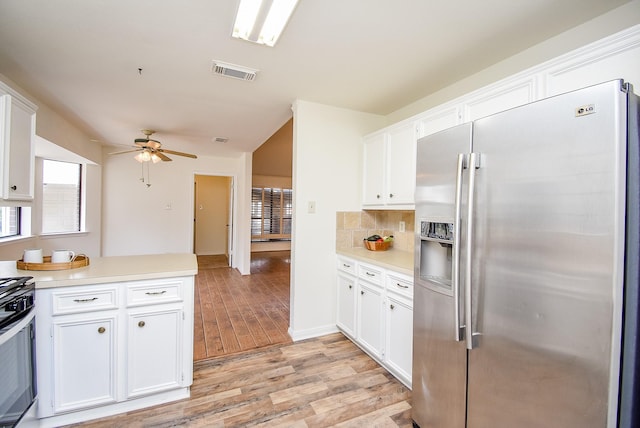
left=364, top=235, right=393, bottom=250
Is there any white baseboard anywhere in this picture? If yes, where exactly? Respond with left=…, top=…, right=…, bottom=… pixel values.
left=288, top=324, right=339, bottom=341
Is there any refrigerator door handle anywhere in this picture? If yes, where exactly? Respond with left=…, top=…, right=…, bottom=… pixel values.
left=465, top=152, right=480, bottom=350
left=453, top=153, right=466, bottom=341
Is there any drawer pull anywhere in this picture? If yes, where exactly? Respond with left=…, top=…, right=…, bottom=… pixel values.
left=145, top=290, right=167, bottom=296
left=74, top=297, right=98, bottom=303
left=365, top=272, right=375, bottom=277
left=138, top=321, right=146, bottom=328
left=395, top=283, right=409, bottom=289
left=361, top=290, right=365, bottom=295
left=390, top=304, right=395, bottom=310
left=348, top=285, right=352, bottom=289
left=343, top=263, right=351, bottom=268
left=98, top=327, right=106, bottom=334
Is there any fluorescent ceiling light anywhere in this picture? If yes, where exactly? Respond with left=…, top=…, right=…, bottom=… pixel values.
left=232, top=0, right=299, bottom=47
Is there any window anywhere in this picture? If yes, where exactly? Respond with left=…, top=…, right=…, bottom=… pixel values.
left=0, top=207, right=20, bottom=238
left=42, top=159, right=81, bottom=234
left=251, top=187, right=292, bottom=241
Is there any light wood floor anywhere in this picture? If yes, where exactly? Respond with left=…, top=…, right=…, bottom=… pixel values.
left=69, top=333, right=413, bottom=427
left=66, top=251, right=415, bottom=427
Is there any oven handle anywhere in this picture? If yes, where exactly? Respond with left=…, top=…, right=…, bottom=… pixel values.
left=0, top=307, right=35, bottom=347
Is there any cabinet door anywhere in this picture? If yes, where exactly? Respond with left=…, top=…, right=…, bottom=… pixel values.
left=0, top=94, right=35, bottom=200
left=127, top=308, right=182, bottom=398
left=362, top=132, right=386, bottom=206
left=385, top=294, right=413, bottom=386
left=357, top=281, right=384, bottom=358
left=53, top=315, right=117, bottom=412
left=386, top=122, right=416, bottom=206
left=336, top=273, right=356, bottom=338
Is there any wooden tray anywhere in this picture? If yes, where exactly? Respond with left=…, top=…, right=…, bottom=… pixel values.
left=17, top=255, right=90, bottom=271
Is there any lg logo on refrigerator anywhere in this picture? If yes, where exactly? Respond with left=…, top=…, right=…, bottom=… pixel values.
left=575, top=104, right=596, bottom=117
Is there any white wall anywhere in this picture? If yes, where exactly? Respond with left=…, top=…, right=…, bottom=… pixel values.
left=101, top=147, right=252, bottom=274
left=289, top=100, right=384, bottom=340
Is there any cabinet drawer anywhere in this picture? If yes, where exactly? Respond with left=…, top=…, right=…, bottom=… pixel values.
left=52, top=287, right=118, bottom=315
left=337, top=257, right=356, bottom=275
left=386, top=273, right=413, bottom=300
left=126, top=280, right=183, bottom=307
left=358, top=263, right=383, bottom=286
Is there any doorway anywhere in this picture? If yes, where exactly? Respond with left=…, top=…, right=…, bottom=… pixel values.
left=193, top=174, right=233, bottom=265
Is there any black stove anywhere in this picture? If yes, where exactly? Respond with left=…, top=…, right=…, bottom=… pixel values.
left=0, top=276, right=34, bottom=331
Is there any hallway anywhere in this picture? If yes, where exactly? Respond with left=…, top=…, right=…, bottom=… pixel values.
left=193, top=251, right=293, bottom=360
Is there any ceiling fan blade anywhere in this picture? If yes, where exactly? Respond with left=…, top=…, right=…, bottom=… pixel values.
left=154, top=151, right=172, bottom=162
left=158, top=149, right=197, bottom=159
left=108, top=149, right=141, bottom=155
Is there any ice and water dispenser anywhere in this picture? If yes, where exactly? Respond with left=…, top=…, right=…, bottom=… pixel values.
left=418, top=220, right=454, bottom=291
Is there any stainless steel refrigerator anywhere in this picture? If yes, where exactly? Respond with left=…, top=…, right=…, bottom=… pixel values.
left=412, top=79, right=640, bottom=428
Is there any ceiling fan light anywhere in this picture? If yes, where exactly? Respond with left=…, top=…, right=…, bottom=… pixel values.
left=151, top=153, right=162, bottom=163
left=134, top=152, right=145, bottom=163
left=135, top=150, right=152, bottom=163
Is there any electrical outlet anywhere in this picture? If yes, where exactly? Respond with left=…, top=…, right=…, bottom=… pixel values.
left=399, top=221, right=405, bottom=232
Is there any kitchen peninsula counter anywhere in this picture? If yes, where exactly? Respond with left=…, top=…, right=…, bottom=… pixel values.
left=336, top=247, right=413, bottom=276
left=0, top=253, right=197, bottom=288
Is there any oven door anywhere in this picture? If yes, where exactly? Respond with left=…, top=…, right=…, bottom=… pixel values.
left=0, top=309, right=36, bottom=428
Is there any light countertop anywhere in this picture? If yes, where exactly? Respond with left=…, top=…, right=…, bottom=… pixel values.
left=336, top=247, right=414, bottom=276
left=0, top=253, right=198, bottom=288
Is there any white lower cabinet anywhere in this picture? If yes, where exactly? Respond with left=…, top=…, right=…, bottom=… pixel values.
left=385, top=293, right=413, bottom=385
left=127, top=308, right=182, bottom=398
left=36, top=277, right=194, bottom=424
left=336, top=273, right=356, bottom=338
left=336, top=255, right=413, bottom=388
left=356, top=280, right=384, bottom=359
left=53, top=314, right=117, bottom=413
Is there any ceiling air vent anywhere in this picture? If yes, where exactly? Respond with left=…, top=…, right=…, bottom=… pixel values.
left=212, top=61, right=258, bottom=81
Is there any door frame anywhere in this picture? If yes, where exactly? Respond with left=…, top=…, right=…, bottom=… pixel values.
left=192, top=173, right=236, bottom=268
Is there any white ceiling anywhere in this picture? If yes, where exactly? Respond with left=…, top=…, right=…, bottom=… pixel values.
left=0, top=0, right=630, bottom=158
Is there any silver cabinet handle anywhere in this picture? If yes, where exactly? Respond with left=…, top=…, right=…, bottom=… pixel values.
left=74, top=297, right=98, bottom=303
left=465, top=152, right=480, bottom=350
left=453, top=153, right=466, bottom=342
left=138, top=321, right=146, bottom=328
left=145, top=290, right=167, bottom=296
left=360, top=290, right=365, bottom=295
left=348, top=285, right=352, bottom=289
left=395, top=283, right=409, bottom=289
left=390, top=304, right=395, bottom=310
left=98, top=327, right=106, bottom=334
left=389, top=193, right=394, bottom=198
left=10, top=185, right=17, bottom=191
left=342, top=263, right=351, bottom=268
left=365, top=272, right=375, bottom=277
left=376, top=194, right=380, bottom=199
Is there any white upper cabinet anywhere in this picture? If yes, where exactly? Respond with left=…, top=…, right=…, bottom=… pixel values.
left=362, top=131, right=386, bottom=206
left=461, top=76, right=537, bottom=122
left=362, top=121, right=417, bottom=209
left=0, top=84, right=37, bottom=201
left=386, top=122, right=416, bottom=206
left=416, top=105, right=461, bottom=139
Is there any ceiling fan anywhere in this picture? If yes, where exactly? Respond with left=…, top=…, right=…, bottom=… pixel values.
left=109, top=129, right=197, bottom=162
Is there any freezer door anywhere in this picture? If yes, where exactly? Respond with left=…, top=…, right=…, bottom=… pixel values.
left=413, top=123, right=471, bottom=428
left=412, top=284, right=467, bottom=428
left=466, top=80, right=628, bottom=427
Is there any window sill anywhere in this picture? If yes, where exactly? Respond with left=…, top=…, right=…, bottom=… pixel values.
left=39, top=231, right=89, bottom=239
left=0, top=235, right=37, bottom=246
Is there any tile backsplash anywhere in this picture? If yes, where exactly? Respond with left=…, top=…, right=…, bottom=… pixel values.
left=336, top=210, right=415, bottom=252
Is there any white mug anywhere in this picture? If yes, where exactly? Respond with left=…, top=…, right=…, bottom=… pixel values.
left=51, top=249, right=75, bottom=263
left=23, top=248, right=43, bottom=263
